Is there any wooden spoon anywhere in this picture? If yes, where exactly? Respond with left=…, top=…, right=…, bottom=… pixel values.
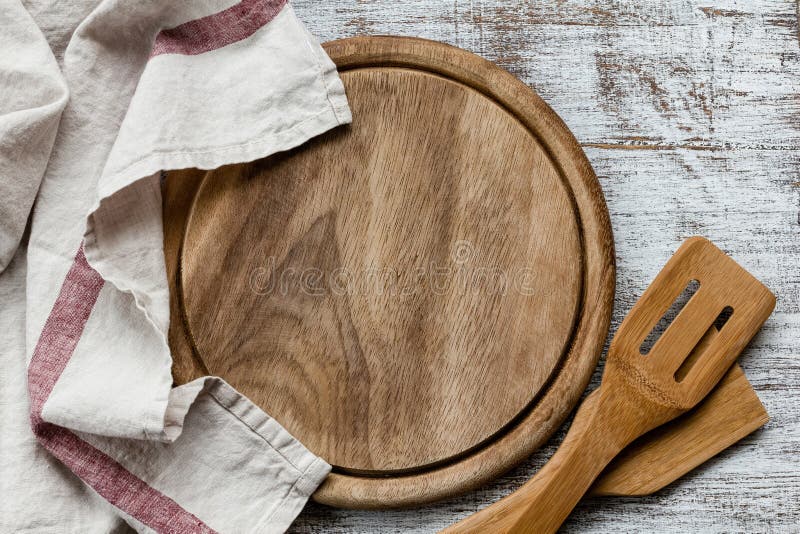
left=444, top=237, right=775, bottom=533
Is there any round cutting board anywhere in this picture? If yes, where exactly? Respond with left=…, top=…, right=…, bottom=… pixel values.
left=164, top=36, right=614, bottom=509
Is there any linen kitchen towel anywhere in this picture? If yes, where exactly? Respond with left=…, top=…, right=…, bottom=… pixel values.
left=0, top=0, right=351, bottom=532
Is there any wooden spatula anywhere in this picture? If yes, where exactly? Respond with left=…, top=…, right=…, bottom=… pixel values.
left=444, top=237, right=775, bottom=533
left=590, top=362, right=767, bottom=497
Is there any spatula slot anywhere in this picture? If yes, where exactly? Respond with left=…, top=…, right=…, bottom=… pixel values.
left=713, top=305, right=734, bottom=331
left=639, top=279, right=701, bottom=356
left=674, top=306, right=734, bottom=382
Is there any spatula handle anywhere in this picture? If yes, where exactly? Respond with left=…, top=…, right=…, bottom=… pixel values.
left=443, top=386, right=641, bottom=534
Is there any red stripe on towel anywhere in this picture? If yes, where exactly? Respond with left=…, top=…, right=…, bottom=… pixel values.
left=151, top=0, right=287, bottom=57
left=28, top=247, right=104, bottom=417
left=28, top=246, right=217, bottom=534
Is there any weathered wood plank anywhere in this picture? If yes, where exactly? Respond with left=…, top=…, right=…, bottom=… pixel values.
left=289, top=0, right=800, bottom=531
left=296, top=0, right=800, bottom=149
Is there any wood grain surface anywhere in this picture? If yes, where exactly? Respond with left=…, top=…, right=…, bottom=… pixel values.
left=180, top=65, right=583, bottom=473
left=282, top=0, right=800, bottom=532
left=165, top=36, right=615, bottom=508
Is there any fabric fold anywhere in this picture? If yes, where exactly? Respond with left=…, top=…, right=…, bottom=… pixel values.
left=0, top=0, right=68, bottom=272
left=11, top=0, right=351, bottom=531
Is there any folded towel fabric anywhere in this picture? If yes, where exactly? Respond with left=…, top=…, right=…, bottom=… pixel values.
left=0, top=0, right=351, bottom=532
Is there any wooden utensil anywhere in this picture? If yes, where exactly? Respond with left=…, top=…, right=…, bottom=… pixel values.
left=164, top=36, right=617, bottom=509
left=444, top=237, right=775, bottom=533
left=591, top=362, right=767, bottom=497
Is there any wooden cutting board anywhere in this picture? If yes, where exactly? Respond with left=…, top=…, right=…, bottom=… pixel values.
left=164, top=36, right=615, bottom=508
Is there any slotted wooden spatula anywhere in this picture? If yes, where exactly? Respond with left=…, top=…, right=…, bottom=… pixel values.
left=444, top=237, right=775, bottom=533
left=591, top=361, right=767, bottom=497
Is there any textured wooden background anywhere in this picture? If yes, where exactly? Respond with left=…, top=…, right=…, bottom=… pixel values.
left=288, top=1, right=800, bottom=532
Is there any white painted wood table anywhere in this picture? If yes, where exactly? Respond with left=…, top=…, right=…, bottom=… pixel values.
left=289, top=1, right=800, bottom=532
